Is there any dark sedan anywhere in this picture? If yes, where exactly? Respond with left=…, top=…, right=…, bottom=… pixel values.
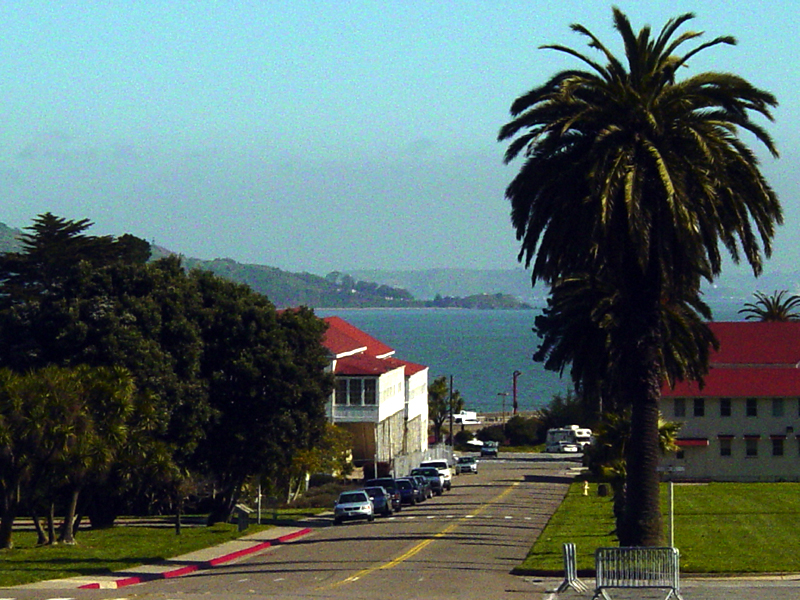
left=410, top=467, right=444, bottom=495
left=394, top=478, right=418, bottom=506
left=364, top=485, right=394, bottom=517
left=365, top=477, right=402, bottom=512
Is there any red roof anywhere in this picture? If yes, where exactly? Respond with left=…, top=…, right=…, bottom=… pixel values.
left=708, top=322, right=800, bottom=366
left=663, top=366, right=800, bottom=398
left=322, top=316, right=395, bottom=359
left=334, top=354, right=404, bottom=376
left=322, top=315, right=427, bottom=376
left=661, top=322, right=800, bottom=398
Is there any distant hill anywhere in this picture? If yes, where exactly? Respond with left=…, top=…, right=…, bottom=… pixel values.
left=180, top=257, right=421, bottom=308
left=0, top=223, right=23, bottom=253
left=347, top=268, right=538, bottom=302
left=0, top=222, right=529, bottom=308
left=2, top=220, right=796, bottom=309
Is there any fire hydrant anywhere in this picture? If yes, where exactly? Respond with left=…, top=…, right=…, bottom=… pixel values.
left=583, top=481, right=589, bottom=496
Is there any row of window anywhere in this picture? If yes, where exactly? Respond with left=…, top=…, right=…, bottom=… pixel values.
left=674, top=397, right=797, bottom=418
left=677, top=437, right=790, bottom=459
left=335, top=378, right=377, bottom=406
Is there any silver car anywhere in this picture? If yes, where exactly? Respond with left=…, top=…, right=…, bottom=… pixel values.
left=333, top=490, right=374, bottom=525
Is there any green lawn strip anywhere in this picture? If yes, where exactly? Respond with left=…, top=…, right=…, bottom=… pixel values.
left=518, top=481, right=800, bottom=575
left=0, top=522, right=272, bottom=588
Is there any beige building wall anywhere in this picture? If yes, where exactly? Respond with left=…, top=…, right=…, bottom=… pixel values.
left=660, top=396, right=800, bottom=482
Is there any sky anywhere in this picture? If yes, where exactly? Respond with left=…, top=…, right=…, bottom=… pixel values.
left=2, top=1, right=799, bottom=279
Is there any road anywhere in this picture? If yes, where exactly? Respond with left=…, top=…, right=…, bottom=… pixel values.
left=2, top=453, right=577, bottom=600
left=8, top=453, right=794, bottom=600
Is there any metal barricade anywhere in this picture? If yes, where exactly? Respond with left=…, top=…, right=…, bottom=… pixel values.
left=557, top=542, right=588, bottom=594
left=593, top=547, right=683, bottom=600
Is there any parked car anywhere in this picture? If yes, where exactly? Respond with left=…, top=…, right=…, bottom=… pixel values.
left=457, top=455, right=478, bottom=474
left=365, top=477, right=402, bottom=512
left=333, top=490, right=374, bottom=525
left=404, top=476, right=426, bottom=503
left=363, top=486, right=394, bottom=517
left=410, top=466, right=444, bottom=496
left=394, top=478, right=418, bottom=506
left=411, top=474, right=433, bottom=499
left=420, top=459, right=453, bottom=490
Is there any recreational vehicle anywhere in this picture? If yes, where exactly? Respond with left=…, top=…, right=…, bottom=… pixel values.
left=545, top=425, right=593, bottom=453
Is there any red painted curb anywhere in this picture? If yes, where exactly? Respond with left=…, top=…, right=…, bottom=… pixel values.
left=276, top=527, right=312, bottom=543
left=163, top=564, right=200, bottom=578
left=77, top=528, right=313, bottom=590
left=207, top=541, right=272, bottom=566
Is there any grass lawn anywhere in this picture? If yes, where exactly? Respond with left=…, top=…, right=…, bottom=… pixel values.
left=519, top=481, right=800, bottom=575
left=0, top=521, right=274, bottom=587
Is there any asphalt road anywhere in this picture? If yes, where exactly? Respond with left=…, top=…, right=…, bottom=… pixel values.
left=2, top=453, right=577, bottom=600
left=7, top=454, right=799, bottom=600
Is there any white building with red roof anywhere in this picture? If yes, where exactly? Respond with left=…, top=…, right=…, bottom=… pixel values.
left=660, top=322, right=800, bottom=481
left=322, top=316, right=429, bottom=468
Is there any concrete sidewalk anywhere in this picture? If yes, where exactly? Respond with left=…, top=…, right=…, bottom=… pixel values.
left=14, top=525, right=313, bottom=591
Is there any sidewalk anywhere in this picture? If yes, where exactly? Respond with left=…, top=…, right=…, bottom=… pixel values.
left=13, top=525, right=313, bottom=591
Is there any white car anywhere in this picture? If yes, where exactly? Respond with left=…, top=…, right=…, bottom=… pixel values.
left=456, top=455, right=478, bottom=474
left=420, top=459, right=452, bottom=490
left=333, top=490, right=374, bottom=525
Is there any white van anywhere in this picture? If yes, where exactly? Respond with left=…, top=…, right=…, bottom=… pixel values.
left=545, top=425, right=593, bottom=453
left=419, top=459, right=452, bottom=490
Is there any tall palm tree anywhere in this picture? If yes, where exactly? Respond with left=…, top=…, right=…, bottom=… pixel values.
left=499, top=9, right=781, bottom=545
left=739, top=290, right=800, bottom=321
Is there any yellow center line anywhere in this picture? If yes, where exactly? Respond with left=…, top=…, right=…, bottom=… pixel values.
left=321, top=481, right=520, bottom=589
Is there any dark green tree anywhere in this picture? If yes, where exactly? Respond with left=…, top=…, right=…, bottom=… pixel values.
left=499, top=9, right=780, bottom=545
left=0, top=216, right=210, bottom=526
left=427, top=376, right=464, bottom=444
left=739, top=290, right=800, bottom=321
left=190, top=274, right=331, bottom=523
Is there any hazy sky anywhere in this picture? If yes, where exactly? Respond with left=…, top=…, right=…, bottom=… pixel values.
left=2, top=1, right=798, bottom=278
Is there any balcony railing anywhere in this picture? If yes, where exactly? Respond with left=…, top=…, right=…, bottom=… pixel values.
left=331, top=404, right=379, bottom=423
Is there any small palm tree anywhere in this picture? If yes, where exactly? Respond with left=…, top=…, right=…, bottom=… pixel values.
left=739, top=290, right=800, bottom=321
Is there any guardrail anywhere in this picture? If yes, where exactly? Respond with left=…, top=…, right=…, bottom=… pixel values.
left=557, top=542, right=587, bottom=593
left=593, top=546, right=683, bottom=600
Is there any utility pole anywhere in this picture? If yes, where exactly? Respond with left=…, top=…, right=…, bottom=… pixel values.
left=448, top=375, right=454, bottom=447
left=497, top=392, right=509, bottom=423
left=512, top=370, right=522, bottom=415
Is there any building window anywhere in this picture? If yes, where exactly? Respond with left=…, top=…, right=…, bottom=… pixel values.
left=335, top=380, right=348, bottom=405
left=719, top=438, right=732, bottom=457
left=745, top=438, right=758, bottom=457
left=349, top=379, right=363, bottom=405
left=693, top=398, right=705, bottom=417
left=364, top=379, right=377, bottom=405
left=746, top=398, right=758, bottom=417
left=773, top=398, right=784, bottom=417
left=674, top=398, right=686, bottom=418
left=773, top=438, right=785, bottom=456
left=720, top=398, right=731, bottom=417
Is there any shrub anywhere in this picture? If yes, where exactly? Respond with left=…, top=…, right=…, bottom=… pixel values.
left=504, top=415, right=542, bottom=446
left=476, top=424, right=505, bottom=443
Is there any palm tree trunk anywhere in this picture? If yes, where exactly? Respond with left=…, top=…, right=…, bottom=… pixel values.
left=618, top=287, right=665, bottom=547
left=47, top=501, right=57, bottom=545
left=0, top=478, right=22, bottom=549
left=31, top=508, right=47, bottom=546
left=58, top=487, right=81, bottom=545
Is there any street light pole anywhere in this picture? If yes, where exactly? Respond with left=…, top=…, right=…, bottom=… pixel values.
left=497, top=392, right=509, bottom=423
left=512, top=370, right=522, bottom=415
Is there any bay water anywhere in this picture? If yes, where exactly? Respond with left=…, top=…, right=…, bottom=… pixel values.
left=318, top=299, right=745, bottom=415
